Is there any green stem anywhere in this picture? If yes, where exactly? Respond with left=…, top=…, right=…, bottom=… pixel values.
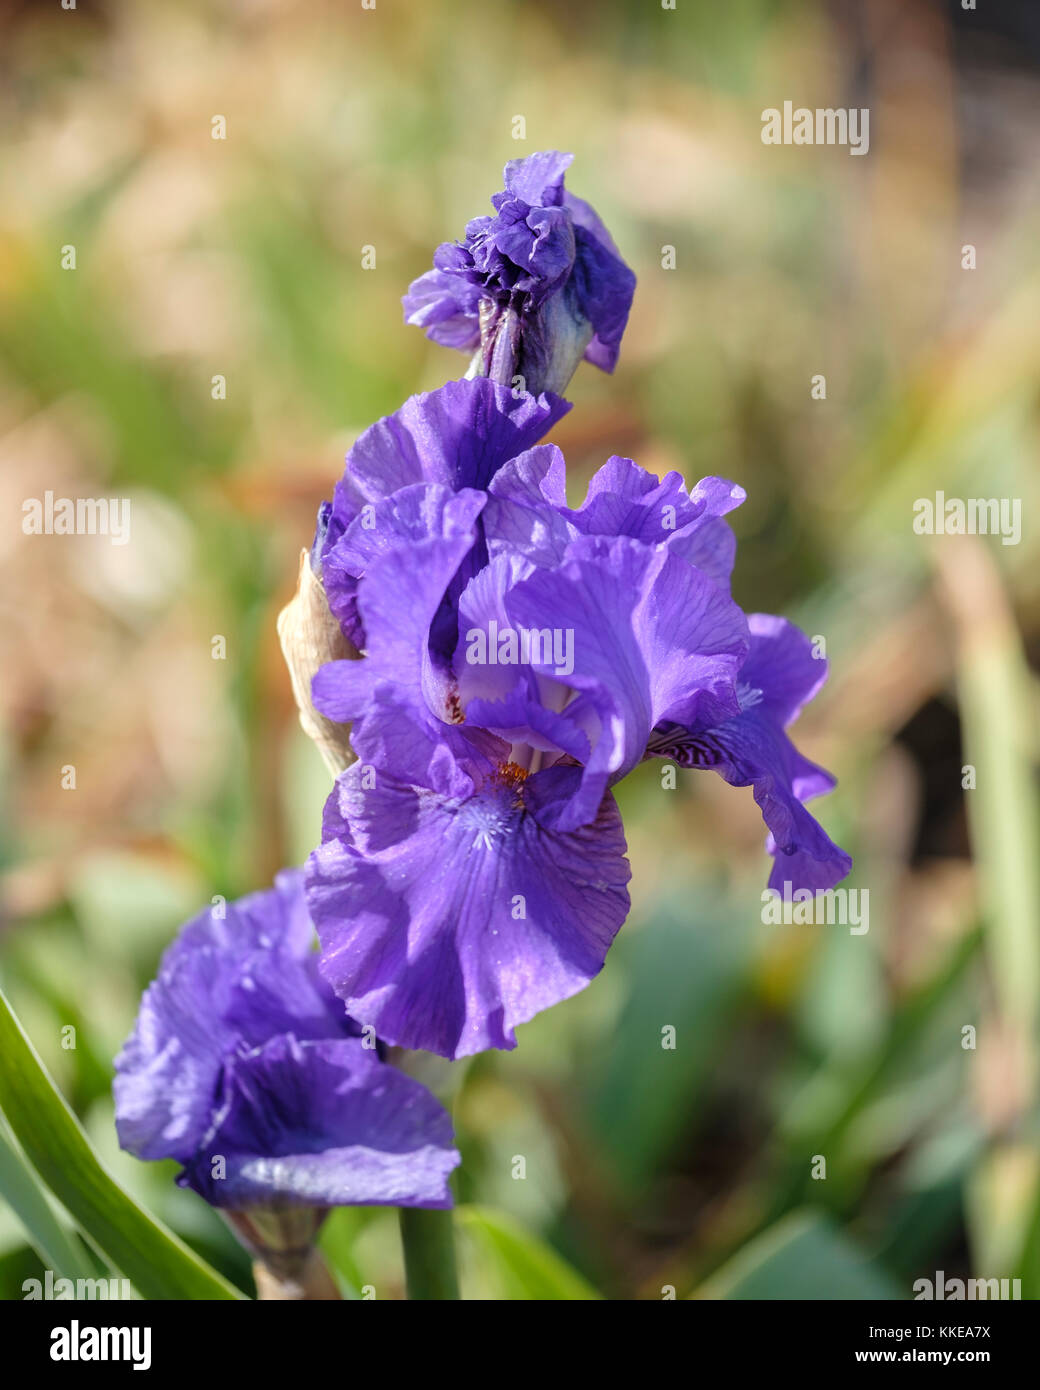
left=399, top=1206, right=460, bottom=1300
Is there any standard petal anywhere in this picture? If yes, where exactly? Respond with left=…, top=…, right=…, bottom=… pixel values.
left=491, top=203, right=575, bottom=296
left=503, top=150, right=573, bottom=205
left=314, top=513, right=480, bottom=713
left=453, top=551, right=538, bottom=707
left=669, top=477, right=746, bottom=588
left=328, top=378, right=571, bottom=534
left=321, top=483, right=485, bottom=649
left=503, top=535, right=748, bottom=827
left=570, top=458, right=745, bottom=588
left=483, top=453, right=744, bottom=587
left=483, top=445, right=577, bottom=566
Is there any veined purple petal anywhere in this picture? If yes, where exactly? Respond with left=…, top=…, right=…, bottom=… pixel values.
left=483, top=445, right=577, bottom=566
left=314, top=493, right=483, bottom=714
left=401, top=267, right=482, bottom=349
left=491, top=203, right=574, bottom=295
left=114, top=871, right=350, bottom=1164
left=452, top=551, right=598, bottom=772
left=322, top=483, right=485, bottom=650
left=324, top=378, right=570, bottom=558
left=179, top=1036, right=459, bottom=1210
left=737, top=612, right=830, bottom=725
left=567, top=219, right=637, bottom=373
left=569, top=459, right=745, bottom=588
left=116, top=876, right=461, bottom=1212
left=646, top=616, right=851, bottom=893
left=307, top=762, right=631, bottom=1059
left=503, top=535, right=749, bottom=828
left=484, top=452, right=744, bottom=588
left=503, top=151, right=573, bottom=205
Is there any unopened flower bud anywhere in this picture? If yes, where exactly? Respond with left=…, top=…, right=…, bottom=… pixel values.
left=277, top=546, right=357, bottom=776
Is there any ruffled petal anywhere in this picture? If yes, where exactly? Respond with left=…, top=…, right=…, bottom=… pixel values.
left=568, top=221, right=637, bottom=372
left=322, top=483, right=485, bottom=650
left=307, top=762, right=631, bottom=1059
left=179, top=1036, right=459, bottom=1210
left=503, top=151, right=573, bottom=205
left=503, top=535, right=748, bottom=828
left=401, top=265, right=482, bottom=349
left=114, top=872, right=348, bottom=1163
left=571, top=458, right=745, bottom=588
left=483, top=453, right=744, bottom=588
left=490, top=203, right=575, bottom=297
left=325, top=378, right=570, bottom=548
left=483, top=445, right=577, bottom=566
left=114, top=945, right=243, bottom=1163
left=313, top=490, right=483, bottom=717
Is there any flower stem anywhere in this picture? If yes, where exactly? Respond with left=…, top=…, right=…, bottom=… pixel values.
left=398, top=1207, right=460, bottom=1300
left=252, top=1251, right=341, bottom=1300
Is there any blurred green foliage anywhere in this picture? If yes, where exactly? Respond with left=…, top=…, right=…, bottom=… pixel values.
left=0, top=0, right=1038, bottom=1299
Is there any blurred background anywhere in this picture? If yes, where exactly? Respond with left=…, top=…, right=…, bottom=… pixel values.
left=1, top=0, right=1038, bottom=1300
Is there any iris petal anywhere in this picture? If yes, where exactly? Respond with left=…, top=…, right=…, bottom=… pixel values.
left=307, top=760, right=631, bottom=1059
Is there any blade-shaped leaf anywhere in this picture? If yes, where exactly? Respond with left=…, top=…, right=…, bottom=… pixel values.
left=0, top=1124, right=95, bottom=1282
left=694, top=1210, right=903, bottom=1300
left=457, top=1205, right=600, bottom=1300
left=0, top=985, right=245, bottom=1301
left=585, top=889, right=749, bottom=1190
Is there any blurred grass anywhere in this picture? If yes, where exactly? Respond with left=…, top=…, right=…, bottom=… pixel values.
left=0, top=0, right=1038, bottom=1299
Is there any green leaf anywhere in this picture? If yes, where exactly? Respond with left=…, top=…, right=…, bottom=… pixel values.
left=950, top=555, right=1040, bottom=1036
left=317, top=1207, right=370, bottom=1299
left=939, top=545, right=1040, bottom=1295
left=0, top=985, right=245, bottom=1300
left=0, top=1124, right=95, bottom=1282
left=586, top=888, right=748, bottom=1189
left=457, top=1206, right=600, bottom=1300
left=695, top=1210, right=903, bottom=1300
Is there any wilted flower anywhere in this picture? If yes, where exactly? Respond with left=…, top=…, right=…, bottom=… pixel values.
left=114, top=871, right=460, bottom=1213
left=403, top=151, right=636, bottom=394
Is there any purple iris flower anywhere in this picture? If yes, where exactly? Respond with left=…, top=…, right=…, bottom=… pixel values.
left=403, top=151, right=636, bottom=394
left=113, top=870, right=460, bottom=1210
left=305, top=439, right=850, bottom=1060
